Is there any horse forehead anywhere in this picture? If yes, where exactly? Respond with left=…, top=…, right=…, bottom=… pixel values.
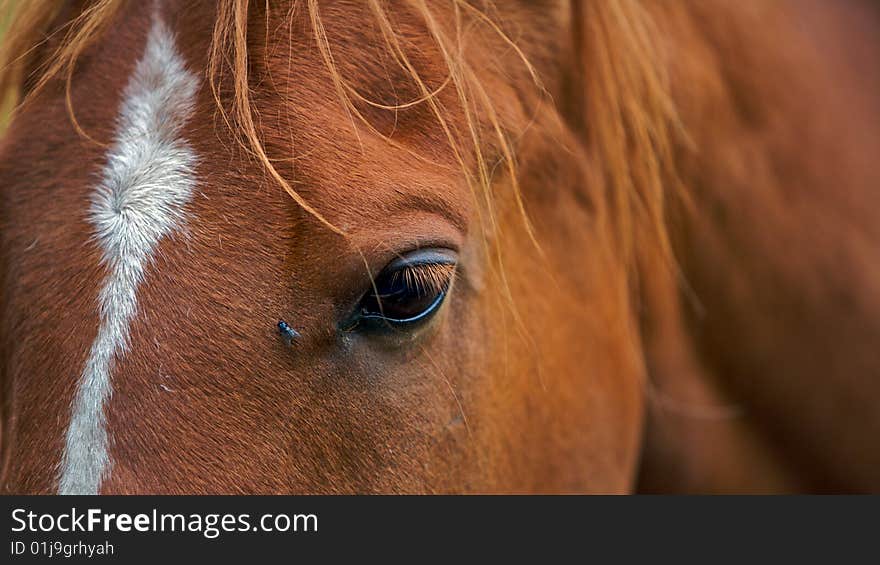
left=178, top=1, right=472, bottom=233
left=58, top=2, right=468, bottom=259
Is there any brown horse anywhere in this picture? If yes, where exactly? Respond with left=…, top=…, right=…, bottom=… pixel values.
left=0, top=0, right=877, bottom=494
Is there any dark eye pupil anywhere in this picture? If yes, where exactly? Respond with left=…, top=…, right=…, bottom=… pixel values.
left=361, top=268, right=446, bottom=322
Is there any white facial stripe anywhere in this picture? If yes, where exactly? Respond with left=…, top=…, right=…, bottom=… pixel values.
left=58, top=12, right=199, bottom=495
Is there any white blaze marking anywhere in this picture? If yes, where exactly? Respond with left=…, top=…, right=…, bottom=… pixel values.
left=58, top=13, right=199, bottom=494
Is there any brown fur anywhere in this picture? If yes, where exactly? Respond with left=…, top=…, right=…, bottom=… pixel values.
left=0, top=0, right=878, bottom=492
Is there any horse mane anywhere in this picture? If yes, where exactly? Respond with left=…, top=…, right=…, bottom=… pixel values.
left=0, top=0, right=681, bottom=276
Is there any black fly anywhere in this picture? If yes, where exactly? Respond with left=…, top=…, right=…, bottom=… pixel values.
left=278, top=320, right=301, bottom=345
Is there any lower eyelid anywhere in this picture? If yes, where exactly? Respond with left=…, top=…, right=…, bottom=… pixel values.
left=360, top=289, right=448, bottom=326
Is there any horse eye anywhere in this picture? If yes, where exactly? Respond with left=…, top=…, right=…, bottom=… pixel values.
left=353, top=248, right=456, bottom=331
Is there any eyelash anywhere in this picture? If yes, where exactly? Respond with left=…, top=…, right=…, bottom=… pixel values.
left=384, top=262, right=455, bottom=298
left=352, top=260, right=456, bottom=331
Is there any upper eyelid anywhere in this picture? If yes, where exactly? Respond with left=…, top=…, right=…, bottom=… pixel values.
left=383, top=248, right=458, bottom=271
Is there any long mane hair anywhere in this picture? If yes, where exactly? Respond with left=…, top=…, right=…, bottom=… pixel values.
left=0, top=0, right=682, bottom=292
